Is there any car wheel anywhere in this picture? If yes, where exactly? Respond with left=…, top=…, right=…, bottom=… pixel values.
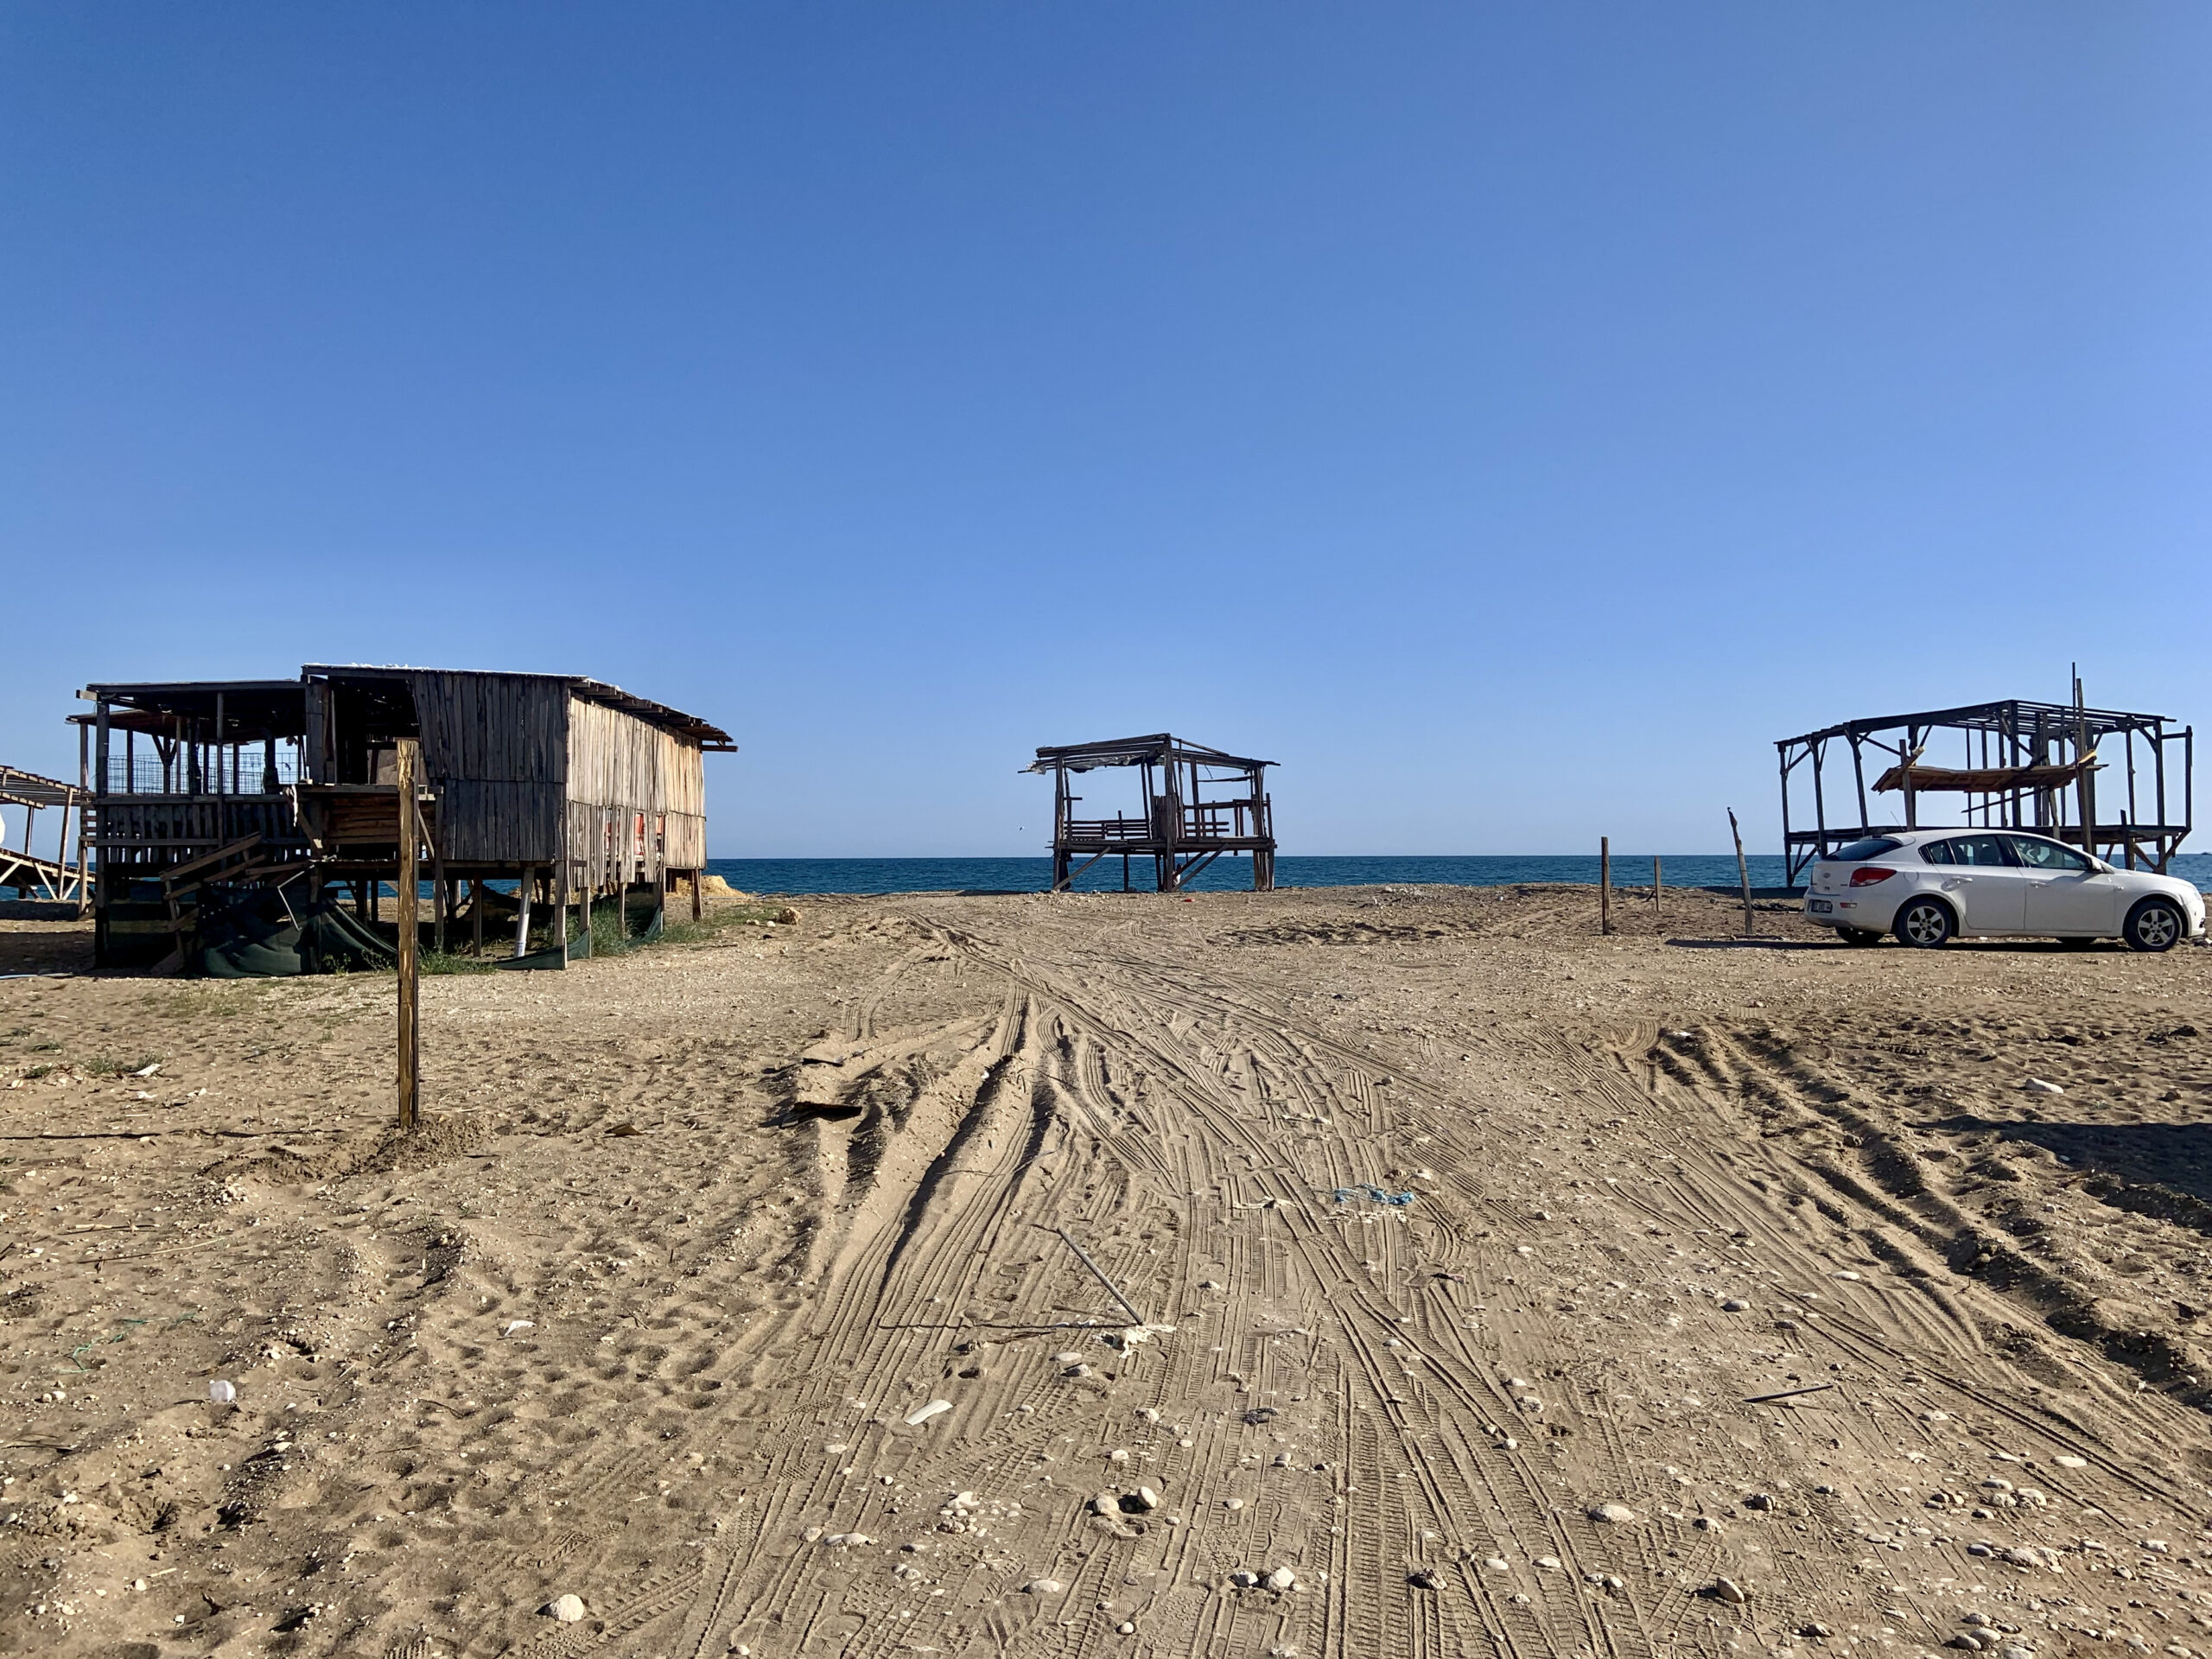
left=1838, top=926, right=1882, bottom=947
left=1893, top=897, right=1955, bottom=949
left=2123, top=897, right=2186, bottom=954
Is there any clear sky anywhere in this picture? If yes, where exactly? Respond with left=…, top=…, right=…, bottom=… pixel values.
left=4, top=4, right=2208, bottom=856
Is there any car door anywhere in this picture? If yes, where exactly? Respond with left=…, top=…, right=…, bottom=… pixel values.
left=2010, top=835, right=2122, bottom=934
left=1939, top=834, right=2030, bottom=931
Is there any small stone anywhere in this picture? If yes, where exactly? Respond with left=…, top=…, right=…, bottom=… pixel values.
left=1484, top=1556, right=1510, bottom=1573
left=1052, top=1351, right=1083, bottom=1364
left=1136, top=1407, right=1160, bottom=1422
left=1801, top=1622, right=1834, bottom=1638
left=1408, top=1567, right=1441, bottom=1590
left=904, top=1399, right=952, bottom=1426
left=1964, top=1613, right=1991, bottom=1627
left=1535, top=1554, right=1560, bottom=1569
left=1229, top=1570, right=1261, bottom=1588
left=825, top=1532, right=873, bottom=1548
left=1265, top=1567, right=1296, bottom=1592
left=950, top=1491, right=980, bottom=1510
left=1720, top=1299, right=1751, bottom=1313
left=1126, top=1486, right=1160, bottom=1512
left=1224, top=1497, right=1244, bottom=1510
left=1022, top=1579, right=1064, bottom=1595
left=1064, top=1363, right=1094, bottom=1379
left=1117, top=1623, right=1135, bottom=1635
left=1090, top=1491, right=1122, bottom=1516
left=1743, top=1492, right=1774, bottom=1511
left=2053, top=1455, right=2088, bottom=1469
left=1693, top=1516, right=1722, bottom=1533
left=1711, top=1577, right=1748, bottom=1605
left=2023, top=1077, right=2064, bottom=1095
left=545, top=1594, right=587, bottom=1623
left=1587, top=1502, right=1637, bottom=1525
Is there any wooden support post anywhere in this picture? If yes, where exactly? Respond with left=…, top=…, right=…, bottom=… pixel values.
left=471, top=878, right=485, bottom=956
left=1599, top=836, right=1611, bottom=935
left=555, top=846, right=570, bottom=969
left=1728, top=808, right=1755, bottom=938
left=690, top=868, right=702, bottom=922
left=93, top=701, right=110, bottom=959
left=1652, top=855, right=1662, bottom=922
left=396, top=739, right=420, bottom=1134
left=513, top=868, right=534, bottom=958
left=433, top=847, right=448, bottom=957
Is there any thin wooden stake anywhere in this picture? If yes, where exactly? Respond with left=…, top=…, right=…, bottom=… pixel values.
left=1599, top=836, right=1611, bottom=935
left=397, top=739, right=421, bottom=1134
left=1652, top=855, right=1662, bottom=921
left=1727, top=808, right=1755, bottom=938
left=1052, top=1227, right=1147, bottom=1327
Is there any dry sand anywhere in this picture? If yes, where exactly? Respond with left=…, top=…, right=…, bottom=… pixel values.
left=2, top=883, right=2210, bottom=1659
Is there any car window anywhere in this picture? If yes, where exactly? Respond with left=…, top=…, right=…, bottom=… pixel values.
left=2006, top=836, right=2090, bottom=873
left=1918, top=840, right=1954, bottom=865
left=1827, top=836, right=1903, bottom=861
left=1944, top=835, right=2018, bottom=868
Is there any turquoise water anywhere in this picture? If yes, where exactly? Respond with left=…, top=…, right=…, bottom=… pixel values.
left=709, top=854, right=1778, bottom=895
left=705, top=852, right=2212, bottom=896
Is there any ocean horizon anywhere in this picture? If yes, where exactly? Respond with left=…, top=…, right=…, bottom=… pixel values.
left=707, top=852, right=2212, bottom=897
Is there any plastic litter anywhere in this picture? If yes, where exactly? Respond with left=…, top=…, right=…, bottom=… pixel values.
left=208, top=1379, right=237, bottom=1403
left=1332, top=1185, right=1415, bottom=1206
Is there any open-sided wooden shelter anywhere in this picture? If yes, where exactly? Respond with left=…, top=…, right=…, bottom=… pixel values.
left=76, top=666, right=733, bottom=968
left=1777, top=691, right=2191, bottom=886
left=1026, top=733, right=1276, bottom=892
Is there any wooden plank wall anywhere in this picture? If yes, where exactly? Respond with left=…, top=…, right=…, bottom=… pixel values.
left=567, top=696, right=707, bottom=885
left=406, top=672, right=569, bottom=863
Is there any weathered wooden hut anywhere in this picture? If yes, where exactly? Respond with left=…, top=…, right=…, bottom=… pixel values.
left=77, top=666, right=733, bottom=968
left=1026, top=733, right=1276, bottom=892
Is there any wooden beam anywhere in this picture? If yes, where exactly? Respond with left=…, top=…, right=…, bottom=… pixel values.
left=397, top=738, right=421, bottom=1135
left=1599, top=836, right=1611, bottom=935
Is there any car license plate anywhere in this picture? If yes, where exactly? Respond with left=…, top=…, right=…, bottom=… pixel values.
left=1808, top=899, right=1834, bottom=914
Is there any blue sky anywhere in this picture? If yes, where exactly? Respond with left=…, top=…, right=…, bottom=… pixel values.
left=4, top=4, right=2207, bottom=856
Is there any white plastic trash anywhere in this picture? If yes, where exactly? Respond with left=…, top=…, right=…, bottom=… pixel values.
left=208, top=1379, right=237, bottom=1403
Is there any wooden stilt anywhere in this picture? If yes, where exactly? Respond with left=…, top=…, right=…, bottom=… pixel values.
left=397, top=739, right=421, bottom=1133
left=1599, top=836, right=1611, bottom=935
left=513, top=868, right=534, bottom=958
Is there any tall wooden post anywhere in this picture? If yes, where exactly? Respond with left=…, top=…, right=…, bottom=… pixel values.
left=396, top=739, right=421, bottom=1134
left=1652, top=855, right=1662, bottom=921
left=471, top=878, right=485, bottom=956
left=1602, top=838, right=1615, bottom=933
left=92, top=702, right=110, bottom=959
left=1728, top=808, right=1755, bottom=938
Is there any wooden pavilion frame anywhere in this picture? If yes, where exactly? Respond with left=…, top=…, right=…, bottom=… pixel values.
left=0, top=763, right=90, bottom=906
left=1026, top=734, right=1276, bottom=893
left=1777, top=691, right=2192, bottom=886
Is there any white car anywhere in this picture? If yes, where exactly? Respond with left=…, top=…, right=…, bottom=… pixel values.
left=1803, top=830, right=2206, bottom=951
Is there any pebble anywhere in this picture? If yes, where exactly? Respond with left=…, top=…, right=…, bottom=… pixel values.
left=1264, top=1567, right=1297, bottom=1592
left=2053, top=1455, right=2088, bottom=1469
left=1720, top=1299, right=1751, bottom=1313
left=1090, top=1491, right=1121, bottom=1516
left=1022, top=1579, right=1063, bottom=1595
left=1065, top=1363, right=1094, bottom=1379
left=1743, top=1492, right=1774, bottom=1511
left=1136, top=1407, right=1160, bottom=1422
left=1052, top=1352, right=1083, bottom=1364
left=1535, top=1555, right=1560, bottom=1570
left=1801, top=1622, right=1834, bottom=1638
left=1693, top=1516, right=1722, bottom=1533
left=1117, top=1622, right=1135, bottom=1635
left=1711, top=1577, right=1747, bottom=1605
left=1224, top=1497, right=1245, bottom=1510
left=1230, top=1571, right=1261, bottom=1588
left=208, top=1379, right=238, bottom=1403
left=1128, top=1486, right=1160, bottom=1511
left=825, top=1532, right=873, bottom=1548
left=1587, top=1502, right=1637, bottom=1525
left=1484, top=1556, right=1510, bottom=1573
left=545, top=1594, right=587, bottom=1623
left=1408, top=1567, right=1441, bottom=1590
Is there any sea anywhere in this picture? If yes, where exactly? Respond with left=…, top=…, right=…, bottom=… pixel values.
left=707, top=852, right=2212, bottom=898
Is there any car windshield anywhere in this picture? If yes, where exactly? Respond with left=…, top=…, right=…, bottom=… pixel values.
left=2006, top=836, right=2091, bottom=872
left=1826, top=836, right=1903, bottom=862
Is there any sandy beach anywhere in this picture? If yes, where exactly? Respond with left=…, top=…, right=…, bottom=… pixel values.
left=3, top=884, right=2210, bottom=1658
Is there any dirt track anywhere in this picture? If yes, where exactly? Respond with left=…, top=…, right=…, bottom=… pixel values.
left=3, top=884, right=2211, bottom=1658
